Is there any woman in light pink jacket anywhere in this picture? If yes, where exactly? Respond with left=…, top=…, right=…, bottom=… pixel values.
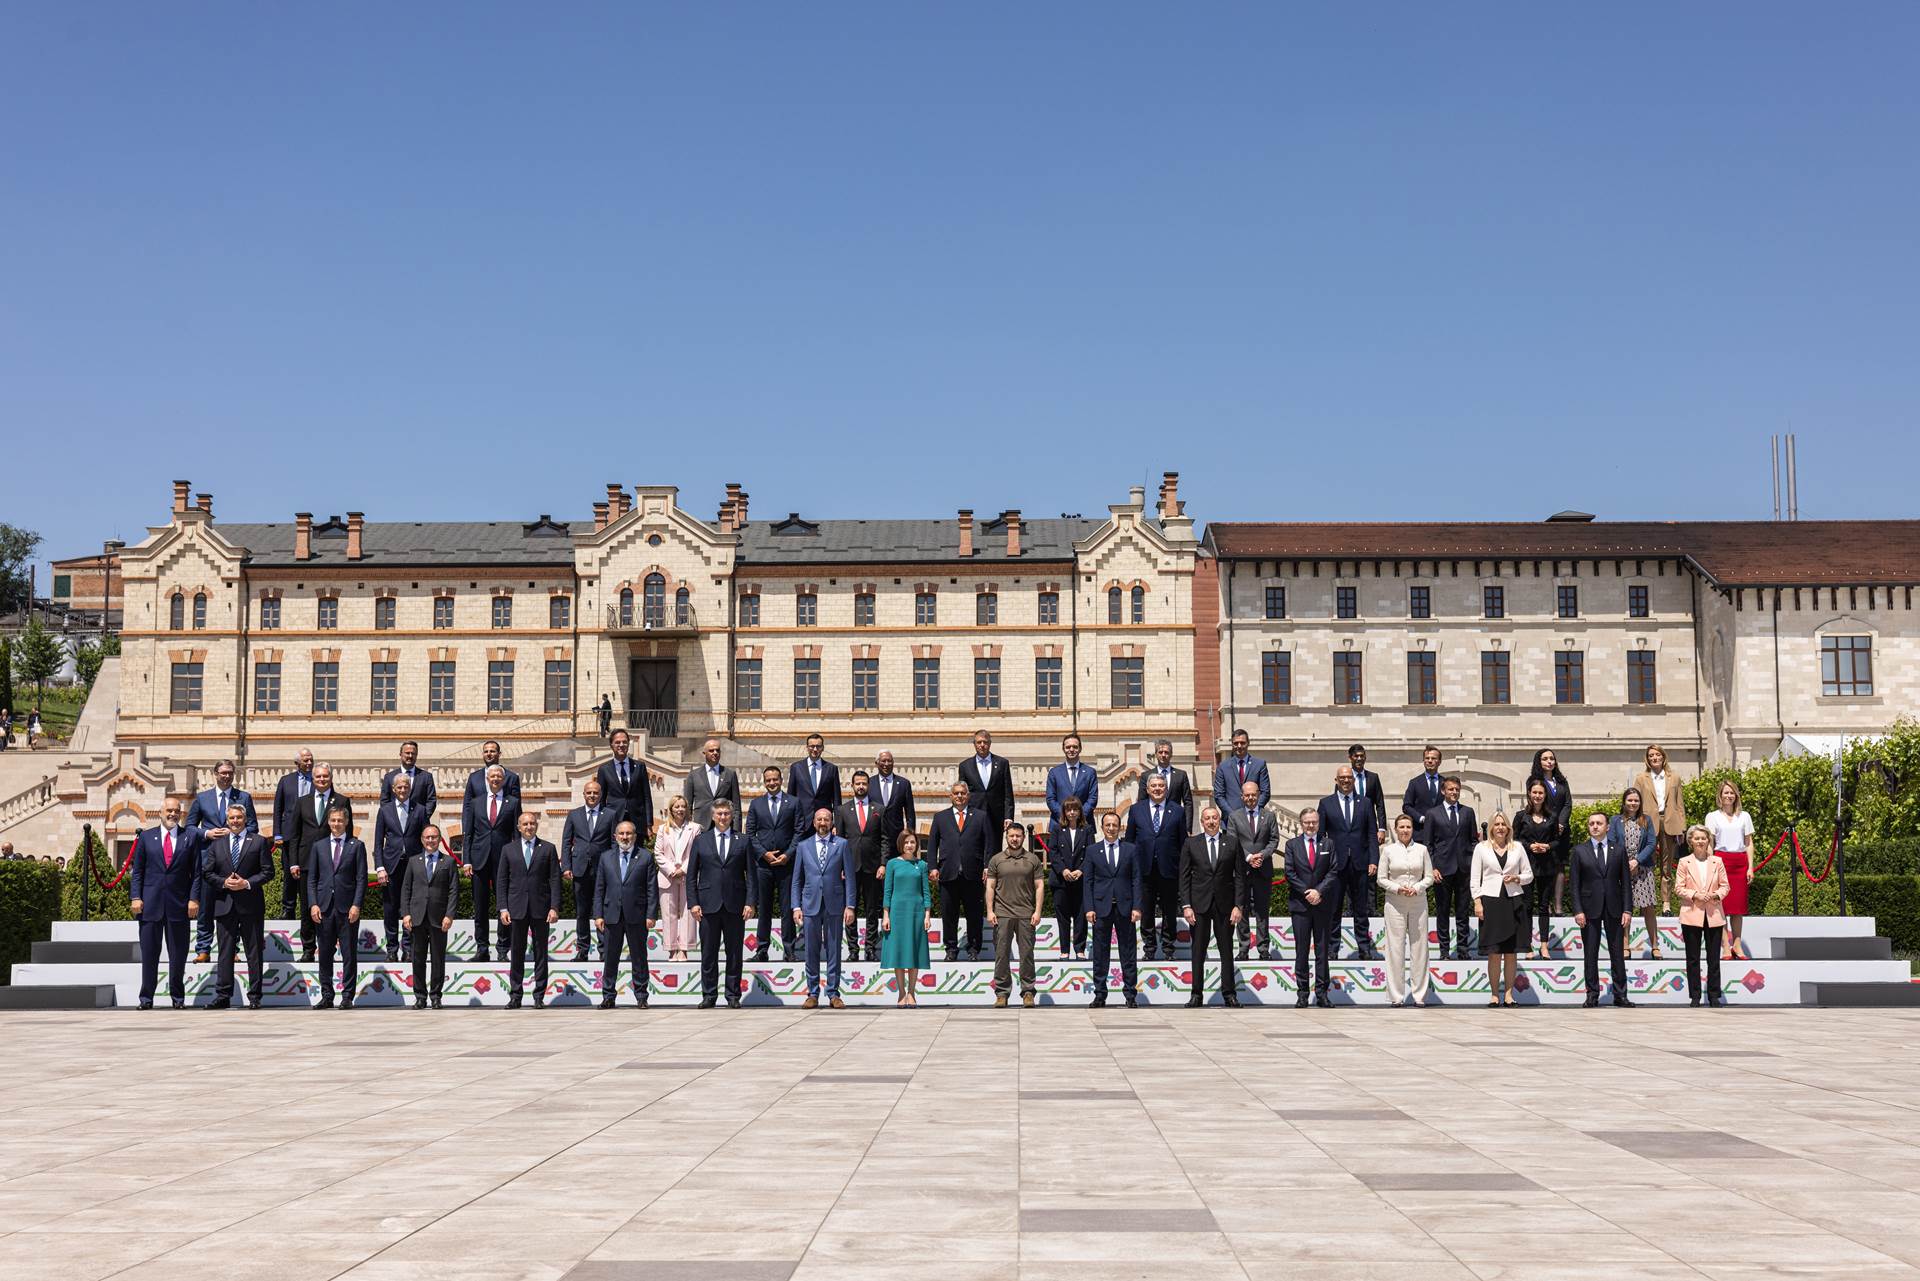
left=1674, top=824, right=1731, bottom=1007
left=654, top=795, right=700, bottom=961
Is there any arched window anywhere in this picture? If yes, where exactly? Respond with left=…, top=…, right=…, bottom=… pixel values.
left=169, top=592, right=185, bottom=630
left=674, top=585, right=690, bottom=626
left=1107, top=586, right=1122, bottom=624
left=192, top=592, right=208, bottom=630
left=643, top=573, right=667, bottom=628
left=618, top=587, right=634, bottom=627
left=1130, top=585, right=1145, bottom=624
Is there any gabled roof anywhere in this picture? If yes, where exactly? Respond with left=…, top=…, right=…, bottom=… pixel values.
left=734, top=517, right=1100, bottom=565
left=214, top=521, right=582, bottom=569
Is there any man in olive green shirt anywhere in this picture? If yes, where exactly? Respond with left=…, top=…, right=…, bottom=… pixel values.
left=986, top=823, right=1046, bottom=1007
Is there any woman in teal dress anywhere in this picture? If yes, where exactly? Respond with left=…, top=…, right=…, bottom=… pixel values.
left=880, top=830, right=932, bottom=1006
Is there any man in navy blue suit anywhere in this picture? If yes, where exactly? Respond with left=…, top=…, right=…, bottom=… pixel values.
left=1346, top=745, right=1390, bottom=850
left=926, top=780, right=991, bottom=961
left=379, top=739, right=438, bottom=821
left=1401, top=745, right=1448, bottom=838
left=372, top=771, right=430, bottom=961
left=788, top=733, right=842, bottom=825
left=790, top=807, right=857, bottom=1008
left=745, top=765, right=801, bottom=961
left=1317, top=765, right=1380, bottom=961
left=1044, top=732, right=1098, bottom=826
left=129, top=796, right=203, bottom=1009
left=1211, top=729, right=1270, bottom=816
left=1284, top=809, right=1341, bottom=1007
left=1421, top=776, right=1479, bottom=961
left=185, top=759, right=257, bottom=963
left=1085, top=810, right=1145, bottom=1008
left=461, top=763, right=521, bottom=961
left=596, top=729, right=653, bottom=844
left=689, top=801, right=754, bottom=1009
left=593, top=819, right=659, bottom=1009
left=1125, top=773, right=1186, bottom=961
left=303, top=802, right=366, bottom=1010
left=202, top=800, right=273, bottom=1009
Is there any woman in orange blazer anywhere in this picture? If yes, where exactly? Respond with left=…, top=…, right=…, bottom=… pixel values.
left=1674, top=824, right=1730, bottom=1007
left=1631, top=744, right=1689, bottom=915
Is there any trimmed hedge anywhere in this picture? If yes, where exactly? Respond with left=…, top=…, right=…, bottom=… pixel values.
left=0, top=860, right=61, bottom=984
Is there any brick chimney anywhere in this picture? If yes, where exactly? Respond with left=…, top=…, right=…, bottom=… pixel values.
left=346, top=512, right=364, bottom=561
left=605, top=482, right=627, bottom=521
left=1158, top=471, right=1181, bottom=520
left=958, top=509, right=975, bottom=557
left=172, top=480, right=191, bottom=514
left=719, top=482, right=744, bottom=532
left=735, top=488, right=749, bottom=525
left=294, top=512, right=313, bottom=561
left=195, top=492, right=213, bottom=518
left=1003, top=509, right=1022, bottom=557
left=593, top=500, right=610, bottom=533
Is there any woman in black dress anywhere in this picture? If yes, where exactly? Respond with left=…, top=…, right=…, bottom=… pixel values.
left=1526, top=749, right=1574, bottom=912
left=1471, top=812, right=1533, bottom=1006
left=1512, top=781, right=1562, bottom=959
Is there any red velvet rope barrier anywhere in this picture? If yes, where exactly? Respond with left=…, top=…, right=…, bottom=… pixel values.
left=89, top=840, right=132, bottom=892
left=1754, top=829, right=1789, bottom=873
left=1753, top=829, right=1840, bottom=884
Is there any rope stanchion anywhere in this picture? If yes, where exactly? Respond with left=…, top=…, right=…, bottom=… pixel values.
left=1795, top=830, right=1839, bottom=885
left=89, top=837, right=132, bottom=892
left=1754, top=829, right=1790, bottom=874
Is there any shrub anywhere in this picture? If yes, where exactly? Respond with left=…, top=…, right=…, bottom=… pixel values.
left=0, top=860, right=61, bottom=984
left=1763, top=872, right=1920, bottom=955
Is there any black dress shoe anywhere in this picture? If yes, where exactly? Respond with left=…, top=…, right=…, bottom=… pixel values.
left=1582, top=995, right=1600, bottom=1007
left=1313, top=993, right=1333, bottom=1008
left=600, top=996, right=616, bottom=1009
left=1613, top=995, right=1636, bottom=1008
left=726, top=998, right=742, bottom=1009
left=248, top=998, right=263, bottom=1010
left=172, top=999, right=185, bottom=1009
left=574, top=950, right=590, bottom=962
left=1294, top=995, right=1309, bottom=1008
left=1186, top=994, right=1205, bottom=1008
left=944, top=951, right=959, bottom=964
left=206, top=998, right=231, bottom=1010
left=753, top=950, right=770, bottom=963
left=634, top=997, right=648, bottom=1009
left=1258, top=949, right=1272, bottom=962
left=1124, top=994, right=1138, bottom=1008
left=1708, top=995, right=1725, bottom=1007
left=414, top=998, right=428, bottom=1010
left=298, top=950, right=315, bottom=963
left=138, top=999, right=154, bottom=1010
left=1090, top=995, right=1107, bottom=1008
left=699, top=997, right=717, bottom=1008
left=1223, top=994, right=1242, bottom=1008
left=506, top=995, right=523, bottom=1010
left=385, top=947, right=399, bottom=962
left=1235, top=944, right=1250, bottom=961
left=474, top=952, right=491, bottom=964
left=339, top=998, right=354, bottom=1011
left=430, top=997, right=443, bottom=1009
left=1689, top=997, right=1701, bottom=1007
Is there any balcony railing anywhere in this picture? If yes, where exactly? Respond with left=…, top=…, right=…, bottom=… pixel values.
left=624, top=708, right=679, bottom=739
left=606, top=601, right=697, bottom=635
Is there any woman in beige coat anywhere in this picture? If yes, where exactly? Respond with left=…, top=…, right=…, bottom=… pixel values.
left=1631, top=744, right=1689, bottom=914
left=1674, top=824, right=1730, bottom=1007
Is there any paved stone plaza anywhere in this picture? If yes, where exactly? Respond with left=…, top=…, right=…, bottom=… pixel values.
left=2, top=1007, right=1918, bottom=1281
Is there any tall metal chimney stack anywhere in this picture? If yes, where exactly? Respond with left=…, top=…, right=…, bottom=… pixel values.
left=1771, top=435, right=1781, bottom=521
left=1786, top=433, right=1799, bottom=520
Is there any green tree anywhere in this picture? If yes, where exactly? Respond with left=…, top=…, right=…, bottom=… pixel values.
left=0, top=524, right=41, bottom=615
left=73, top=634, right=119, bottom=688
left=10, top=617, right=63, bottom=711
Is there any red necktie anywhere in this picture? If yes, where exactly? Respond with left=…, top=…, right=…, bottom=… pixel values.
left=1238, top=759, right=1246, bottom=783
left=857, top=801, right=867, bottom=832
left=489, top=794, right=499, bottom=824
left=1307, top=837, right=1316, bottom=869
left=162, top=829, right=174, bottom=868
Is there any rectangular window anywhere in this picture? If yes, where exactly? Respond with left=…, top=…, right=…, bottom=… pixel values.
left=52, top=574, right=72, bottom=598
left=1409, top=586, right=1430, bottom=619
left=1110, top=656, right=1145, bottom=708
left=1333, top=652, right=1363, bottom=705
left=312, top=661, right=339, bottom=714
left=734, top=658, right=763, bottom=711
left=738, top=593, right=760, bottom=628
left=192, top=594, right=207, bottom=630
left=252, top=662, right=280, bottom=713
left=1555, top=650, right=1585, bottom=704
left=170, top=662, right=204, bottom=713
left=370, top=661, right=397, bottom=713
left=852, top=657, right=878, bottom=709
left=975, top=592, right=997, bottom=626
left=1483, top=585, right=1505, bottom=619
left=1264, top=585, right=1287, bottom=620
left=433, top=596, right=454, bottom=629
left=1038, top=591, right=1060, bottom=624
left=915, top=592, right=937, bottom=625
left=913, top=657, right=940, bottom=709
left=317, top=597, right=338, bottom=630
left=1820, top=635, right=1873, bottom=696
left=1557, top=584, right=1580, bottom=619
left=853, top=592, right=875, bottom=627
left=1480, top=651, right=1510, bottom=705
left=1335, top=586, right=1357, bottom=619
left=1261, top=651, right=1292, bottom=705
left=1035, top=656, right=1062, bottom=708
left=795, top=593, right=817, bottom=627
left=544, top=659, right=572, bottom=712
left=974, top=657, right=1001, bottom=709
left=549, top=596, right=571, bottom=630
left=487, top=660, right=514, bottom=712
left=1628, top=584, right=1650, bottom=618
left=260, top=596, right=281, bottom=630
left=374, top=597, right=396, bottom=630
left=1130, top=587, right=1145, bottom=625
left=429, top=661, right=456, bottom=714
left=793, top=657, right=821, bottom=710
left=1407, top=651, right=1436, bottom=705
left=1628, top=649, right=1659, bottom=704
left=491, top=596, right=512, bottom=629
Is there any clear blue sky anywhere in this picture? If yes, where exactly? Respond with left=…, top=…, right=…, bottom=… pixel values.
left=4, top=5, right=1915, bottom=576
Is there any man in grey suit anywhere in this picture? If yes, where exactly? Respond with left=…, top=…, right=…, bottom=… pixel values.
left=683, top=737, right=741, bottom=829
left=401, top=825, right=458, bottom=1009
left=497, top=811, right=563, bottom=1009
left=790, top=807, right=857, bottom=1009
left=593, top=820, right=659, bottom=1009
left=1227, top=780, right=1280, bottom=960
left=561, top=779, right=615, bottom=962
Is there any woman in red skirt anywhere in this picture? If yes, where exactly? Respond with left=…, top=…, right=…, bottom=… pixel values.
left=1703, top=781, right=1756, bottom=960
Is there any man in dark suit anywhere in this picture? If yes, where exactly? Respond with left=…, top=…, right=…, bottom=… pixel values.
left=271, top=748, right=315, bottom=944
left=1139, top=738, right=1196, bottom=837
left=372, top=771, right=430, bottom=962
left=1570, top=812, right=1636, bottom=1008
left=186, top=758, right=259, bottom=962
left=1180, top=805, right=1246, bottom=1007
left=594, top=819, right=659, bottom=1009
left=745, top=765, right=800, bottom=961
left=791, top=807, right=857, bottom=1009
left=1085, top=810, right=1144, bottom=1008
left=401, top=826, right=458, bottom=1008
left=596, top=728, right=653, bottom=843
left=834, top=770, right=888, bottom=962
left=281, top=761, right=350, bottom=962
left=561, top=778, right=615, bottom=961
left=464, top=739, right=523, bottom=805
left=304, top=802, right=366, bottom=1010
left=201, top=800, right=271, bottom=1009
left=1316, top=765, right=1380, bottom=961
left=1211, top=729, right=1270, bottom=815
left=461, top=764, right=521, bottom=961
left=789, top=732, right=842, bottom=823
left=1045, top=732, right=1098, bottom=825
left=379, top=739, right=438, bottom=821
left=869, top=750, right=916, bottom=852
left=1227, top=780, right=1280, bottom=961
left=926, top=780, right=991, bottom=961
left=1284, top=809, right=1340, bottom=1007
left=683, top=737, right=741, bottom=829
left=1347, top=745, right=1391, bottom=849
left=1422, top=776, right=1478, bottom=961
left=496, top=811, right=563, bottom=1009
left=1125, top=772, right=1186, bottom=961
left=1401, top=744, right=1448, bottom=837
left=129, top=796, right=202, bottom=1009
left=688, top=801, right=753, bottom=1009
left=958, top=729, right=1013, bottom=857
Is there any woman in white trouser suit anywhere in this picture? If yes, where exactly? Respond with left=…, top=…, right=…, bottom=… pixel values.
left=1376, top=815, right=1435, bottom=1006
